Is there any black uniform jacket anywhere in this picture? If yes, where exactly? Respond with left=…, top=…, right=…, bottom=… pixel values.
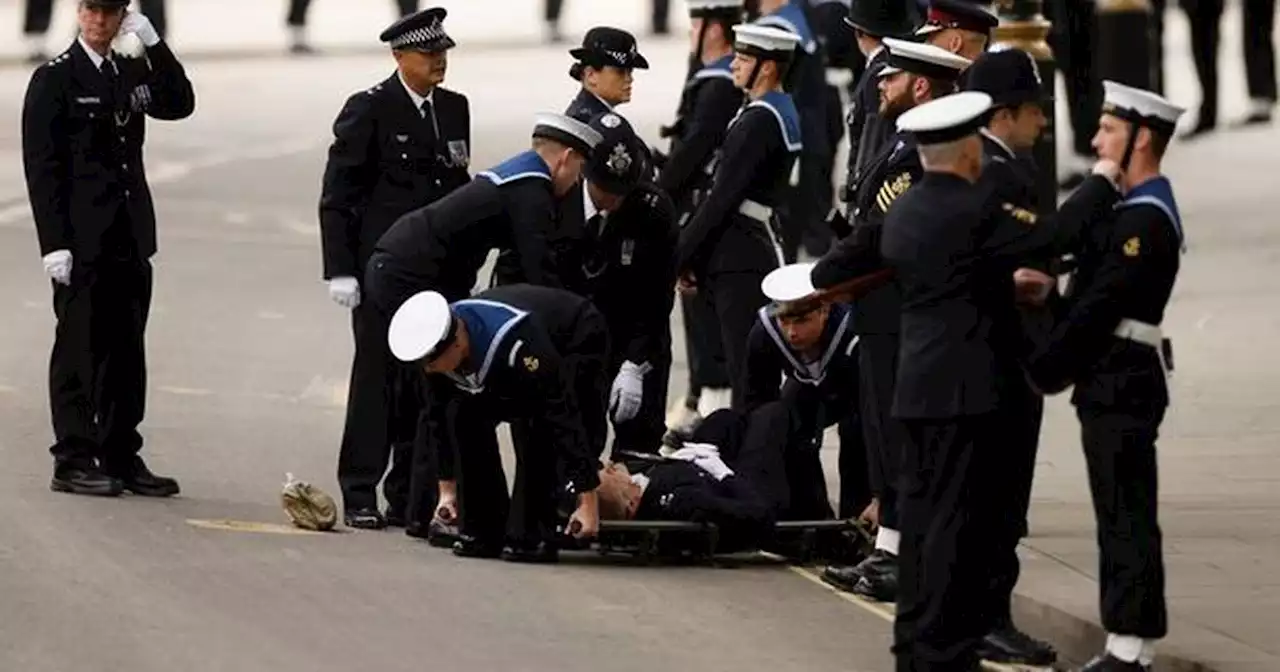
left=319, top=74, right=471, bottom=279
left=22, top=39, right=195, bottom=261
left=813, top=131, right=920, bottom=336
left=565, top=87, right=613, bottom=123
left=1029, top=176, right=1183, bottom=409
left=657, top=54, right=743, bottom=212
left=431, top=284, right=609, bottom=494
left=846, top=45, right=892, bottom=188
left=374, top=150, right=561, bottom=301
left=635, top=460, right=773, bottom=549
left=742, top=302, right=860, bottom=429
left=676, top=90, right=800, bottom=276
left=881, top=173, right=1120, bottom=420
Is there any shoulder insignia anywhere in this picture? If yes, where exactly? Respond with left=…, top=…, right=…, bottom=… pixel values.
left=1002, top=202, right=1038, bottom=226
left=523, top=355, right=540, bottom=372
left=1122, top=236, right=1141, bottom=257
left=875, top=172, right=912, bottom=213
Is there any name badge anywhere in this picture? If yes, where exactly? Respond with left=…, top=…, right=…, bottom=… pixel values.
left=75, top=96, right=102, bottom=105
left=447, top=140, right=469, bottom=168
left=620, top=239, right=635, bottom=266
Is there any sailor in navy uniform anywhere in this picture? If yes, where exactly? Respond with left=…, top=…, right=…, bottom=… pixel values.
left=318, top=6, right=470, bottom=529
left=812, top=38, right=970, bottom=603
left=741, top=263, right=870, bottom=520
left=676, top=24, right=802, bottom=412
left=1024, top=82, right=1188, bottom=672
left=914, top=0, right=998, bottom=60
left=658, top=0, right=746, bottom=435
left=22, top=0, right=193, bottom=498
left=879, top=92, right=1121, bottom=672
left=387, top=286, right=611, bottom=564
left=564, top=27, right=650, bottom=123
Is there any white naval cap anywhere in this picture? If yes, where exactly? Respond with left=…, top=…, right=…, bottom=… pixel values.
left=388, top=291, right=453, bottom=363
left=733, top=24, right=803, bottom=58
left=532, top=112, right=604, bottom=157
left=762, top=262, right=819, bottom=304
left=878, top=37, right=972, bottom=80
left=896, top=91, right=993, bottom=145
left=688, top=0, right=745, bottom=13
left=1101, top=80, right=1186, bottom=134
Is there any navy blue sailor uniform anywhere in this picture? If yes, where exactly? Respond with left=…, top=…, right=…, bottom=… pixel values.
left=741, top=301, right=871, bottom=518
left=677, top=88, right=801, bottom=409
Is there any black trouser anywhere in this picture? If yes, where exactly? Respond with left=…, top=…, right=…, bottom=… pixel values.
left=405, top=376, right=459, bottom=527
left=287, top=0, right=417, bottom=26
left=1185, top=0, right=1226, bottom=126
left=988, top=384, right=1045, bottom=627
left=894, top=412, right=1010, bottom=672
left=608, top=355, right=671, bottom=457
left=1150, top=0, right=1166, bottom=94
left=1078, top=403, right=1169, bottom=639
left=25, top=0, right=167, bottom=36
left=49, top=248, right=152, bottom=470
left=545, top=0, right=669, bottom=31
left=703, top=269, right=773, bottom=410
left=1046, top=0, right=1099, bottom=157
left=858, top=333, right=906, bottom=532
left=335, top=296, right=421, bottom=512
left=679, top=284, right=730, bottom=400
left=783, top=108, right=833, bottom=261
left=1244, top=0, right=1278, bottom=103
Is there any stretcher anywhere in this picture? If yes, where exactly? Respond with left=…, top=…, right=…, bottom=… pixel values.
left=576, top=517, right=873, bottom=566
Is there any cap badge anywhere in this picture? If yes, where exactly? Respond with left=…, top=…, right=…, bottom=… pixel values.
left=601, top=113, right=622, bottom=129
left=606, top=143, right=632, bottom=175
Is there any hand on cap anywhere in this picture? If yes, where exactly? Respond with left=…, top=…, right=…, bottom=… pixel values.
left=328, top=276, right=361, bottom=309
left=120, top=11, right=160, bottom=47
left=1091, top=159, right=1121, bottom=189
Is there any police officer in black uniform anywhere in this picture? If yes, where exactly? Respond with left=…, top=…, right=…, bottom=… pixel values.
left=565, top=27, right=651, bottom=123
left=813, top=38, right=970, bottom=602
left=658, top=0, right=746, bottom=436
left=386, top=286, right=610, bottom=563
left=880, top=91, right=1121, bottom=672
left=318, top=7, right=470, bottom=530
left=1025, top=81, right=1187, bottom=672
left=22, top=0, right=193, bottom=498
left=677, top=24, right=803, bottom=410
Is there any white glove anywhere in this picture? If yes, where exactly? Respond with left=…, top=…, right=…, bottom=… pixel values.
left=120, top=11, right=161, bottom=47
left=669, top=442, right=734, bottom=481
left=608, top=360, right=651, bottom=423
left=327, top=276, right=361, bottom=309
left=42, top=250, right=72, bottom=286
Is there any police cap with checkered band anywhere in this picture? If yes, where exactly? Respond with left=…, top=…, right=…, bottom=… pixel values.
left=379, top=7, right=456, bottom=53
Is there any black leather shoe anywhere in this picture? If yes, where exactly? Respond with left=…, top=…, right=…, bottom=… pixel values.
left=978, top=625, right=1058, bottom=666
left=821, top=563, right=864, bottom=592
left=51, top=463, right=124, bottom=497
left=502, top=541, right=559, bottom=564
left=106, top=457, right=179, bottom=497
left=344, top=507, right=386, bottom=529
left=384, top=508, right=407, bottom=528
left=1077, top=653, right=1151, bottom=671
left=1232, top=111, right=1273, bottom=128
left=452, top=535, right=503, bottom=559
left=850, top=562, right=898, bottom=602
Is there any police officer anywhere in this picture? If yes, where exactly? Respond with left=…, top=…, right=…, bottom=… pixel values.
left=813, top=38, right=970, bottom=602
left=386, top=286, right=610, bottom=563
left=914, top=0, right=997, bottom=60
left=22, top=0, right=193, bottom=498
left=21, top=0, right=168, bottom=63
left=565, top=27, right=651, bottom=123
left=742, top=263, right=870, bottom=520
left=880, top=91, right=1121, bottom=672
left=676, top=24, right=802, bottom=411
left=962, top=47, right=1059, bottom=668
left=1180, top=0, right=1276, bottom=138
left=318, top=7, right=470, bottom=530
left=1024, top=81, right=1187, bottom=672
left=659, top=0, right=746, bottom=436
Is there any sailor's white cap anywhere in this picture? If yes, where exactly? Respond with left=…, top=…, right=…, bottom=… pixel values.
left=896, top=91, right=993, bottom=144
left=533, top=112, right=604, bottom=157
left=1101, top=80, right=1186, bottom=131
left=762, top=262, right=819, bottom=304
left=733, top=23, right=803, bottom=56
left=688, top=0, right=744, bottom=12
left=387, top=291, right=453, bottom=363
left=878, top=37, right=972, bottom=79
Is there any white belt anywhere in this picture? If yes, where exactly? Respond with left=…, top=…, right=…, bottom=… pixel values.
left=826, top=68, right=853, bottom=88
left=738, top=199, right=786, bottom=267
left=1114, top=318, right=1170, bottom=377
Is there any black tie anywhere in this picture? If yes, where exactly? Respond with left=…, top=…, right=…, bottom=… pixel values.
left=420, top=99, right=438, bottom=148
left=587, top=213, right=604, bottom=240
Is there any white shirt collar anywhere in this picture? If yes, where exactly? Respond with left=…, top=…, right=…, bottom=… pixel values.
left=79, top=35, right=112, bottom=70
left=582, top=180, right=600, bottom=221
left=867, top=43, right=885, bottom=61
left=980, top=127, right=1015, bottom=158
left=630, top=472, right=650, bottom=493
left=397, top=71, right=435, bottom=114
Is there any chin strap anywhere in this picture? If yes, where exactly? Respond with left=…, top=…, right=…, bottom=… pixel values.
left=1120, top=120, right=1139, bottom=172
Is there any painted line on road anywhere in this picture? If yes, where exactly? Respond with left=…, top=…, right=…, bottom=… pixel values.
left=186, top=518, right=344, bottom=536
left=157, top=386, right=214, bottom=396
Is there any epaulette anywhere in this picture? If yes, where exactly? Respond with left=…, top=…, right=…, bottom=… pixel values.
left=45, top=51, right=72, bottom=69
left=362, top=83, right=383, bottom=96
left=1002, top=202, right=1038, bottom=226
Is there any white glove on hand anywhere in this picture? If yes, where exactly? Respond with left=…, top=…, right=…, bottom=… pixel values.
left=42, top=250, right=72, bottom=286
left=608, top=360, right=651, bottom=423
left=669, top=442, right=734, bottom=481
left=120, top=11, right=161, bottom=47
left=328, top=276, right=361, bottom=309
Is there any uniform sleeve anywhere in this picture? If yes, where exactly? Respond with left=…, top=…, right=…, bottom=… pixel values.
left=620, top=188, right=679, bottom=365
left=741, top=320, right=783, bottom=413
left=813, top=151, right=921, bottom=288
left=505, top=179, right=562, bottom=288
left=140, top=41, right=195, bottom=121
left=676, top=110, right=779, bottom=274
left=657, top=78, right=740, bottom=203
left=977, top=175, right=1119, bottom=263
left=21, top=65, right=71, bottom=256
left=1028, top=206, right=1180, bottom=390
left=318, top=92, right=377, bottom=280
left=664, top=476, right=773, bottom=533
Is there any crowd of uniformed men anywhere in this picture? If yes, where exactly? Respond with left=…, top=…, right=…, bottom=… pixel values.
left=23, top=0, right=1204, bottom=670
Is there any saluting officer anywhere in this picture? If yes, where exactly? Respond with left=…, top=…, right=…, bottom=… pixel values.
left=813, top=38, right=970, bottom=602
left=1024, top=81, right=1188, bottom=672
left=676, top=24, right=803, bottom=411
left=565, top=27, right=650, bottom=123
left=22, top=0, right=193, bottom=498
left=387, top=286, right=610, bottom=563
left=880, top=92, right=1121, bottom=672
left=914, top=0, right=997, bottom=60
left=659, top=0, right=746, bottom=434
left=318, top=7, right=470, bottom=530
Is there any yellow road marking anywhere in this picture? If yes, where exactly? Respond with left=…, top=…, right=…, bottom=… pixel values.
left=186, top=518, right=340, bottom=536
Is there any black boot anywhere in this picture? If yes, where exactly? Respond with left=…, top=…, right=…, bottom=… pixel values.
left=1078, top=653, right=1151, bottom=671
left=452, top=535, right=504, bottom=559
left=502, top=540, right=559, bottom=564
left=105, top=456, right=179, bottom=497
left=51, top=461, right=124, bottom=497
left=978, top=624, right=1058, bottom=667
left=821, top=548, right=895, bottom=594
left=850, top=560, right=897, bottom=602
left=343, top=507, right=386, bottom=530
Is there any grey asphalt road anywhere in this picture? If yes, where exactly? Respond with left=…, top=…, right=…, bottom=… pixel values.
left=0, top=40, right=897, bottom=671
